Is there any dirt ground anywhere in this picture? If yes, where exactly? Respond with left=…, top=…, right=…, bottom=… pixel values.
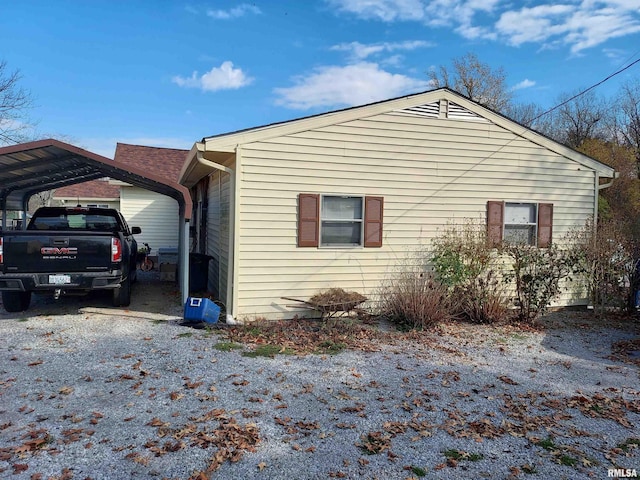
left=0, top=270, right=184, bottom=320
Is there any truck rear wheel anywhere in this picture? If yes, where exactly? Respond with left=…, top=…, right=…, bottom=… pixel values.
left=2, top=291, right=32, bottom=312
left=113, top=277, right=131, bottom=307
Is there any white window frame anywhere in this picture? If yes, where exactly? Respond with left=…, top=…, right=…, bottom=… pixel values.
left=503, top=202, right=538, bottom=246
left=319, top=195, right=364, bottom=248
left=87, top=203, right=110, bottom=209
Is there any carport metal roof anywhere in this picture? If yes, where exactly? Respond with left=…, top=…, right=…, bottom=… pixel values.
left=0, top=138, right=193, bottom=305
left=0, top=139, right=192, bottom=218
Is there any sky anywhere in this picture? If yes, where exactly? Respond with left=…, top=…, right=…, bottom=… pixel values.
left=2, top=0, right=640, bottom=158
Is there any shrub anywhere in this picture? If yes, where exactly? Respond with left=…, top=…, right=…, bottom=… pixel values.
left=501, top=242, right=581, bottom=323
left=430, top=221, right=510, bottom=324
left=377, top=271, right=451, bottom=329
left=430, top=220, right=493, bottom=288
left=455, top=269, right=512, bottom=324
left=570, top=218, right=640, bottom=316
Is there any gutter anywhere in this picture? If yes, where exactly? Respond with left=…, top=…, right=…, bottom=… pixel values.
left=193, top=148, right=238, bottom=325
left=593, top=170, right=618, bottom=230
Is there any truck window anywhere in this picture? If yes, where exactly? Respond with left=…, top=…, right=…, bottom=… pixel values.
left=28, top=209, right=121, bottom=231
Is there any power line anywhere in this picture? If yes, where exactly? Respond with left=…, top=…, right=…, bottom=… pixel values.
left=532, top=55, right=640, bottom=123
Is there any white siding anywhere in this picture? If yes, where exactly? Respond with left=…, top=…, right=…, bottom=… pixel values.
left=233, top=111, right=597, bottom=320
left=119, top=186, right=179, bottom=251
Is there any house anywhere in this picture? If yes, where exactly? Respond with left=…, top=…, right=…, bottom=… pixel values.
left=179, top=88, right=616, bottom=322
left=53, top=144, right=188, bottom=253
left=53, top=178, right=121, bottom=209
left=109, top=143, right=189, bottom=253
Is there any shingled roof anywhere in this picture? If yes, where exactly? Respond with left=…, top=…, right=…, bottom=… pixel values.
left=54, top=178, right=120, bottom=200
left=113, top=143, right=188, bottom=182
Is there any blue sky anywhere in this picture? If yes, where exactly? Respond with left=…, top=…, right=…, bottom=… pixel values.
left=2, top=0, right=640, bottom=158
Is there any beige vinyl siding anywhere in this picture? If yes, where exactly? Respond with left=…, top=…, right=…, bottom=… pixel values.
left=204, top=160, right=234, bottom=306
left=119, top=186, right=179, bottom=250
left=232, top=111, right=597, bottom=320
left=206, top=171, right=222, bottom=298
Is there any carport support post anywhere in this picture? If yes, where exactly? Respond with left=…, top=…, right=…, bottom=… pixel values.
left=180, top=217, right=189, bottom=305
left=21, top=197, right=29, bottom=230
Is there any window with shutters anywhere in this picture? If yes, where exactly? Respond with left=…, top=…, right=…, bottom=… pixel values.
left=487, top=201, right=553, bottom=248
left=297, top=194, right=383, bottom=248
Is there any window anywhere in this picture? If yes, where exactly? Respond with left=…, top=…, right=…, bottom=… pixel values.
left=487, top=201, right=553, bottom=248
left=298, top=194, right=383, bottom=248
left=87, top=204, right=109, bottom=209
left=504, top=203, right=537, bottom=245
left=321, top=196, right=363, bottom=246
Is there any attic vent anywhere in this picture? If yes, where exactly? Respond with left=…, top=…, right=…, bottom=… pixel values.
left=394, top=101, right=440, bottom=118
left=447, top=102, right=489, bottom=123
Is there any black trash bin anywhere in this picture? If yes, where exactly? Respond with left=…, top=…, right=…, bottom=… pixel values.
left=189, top=253, right=213, bottom=293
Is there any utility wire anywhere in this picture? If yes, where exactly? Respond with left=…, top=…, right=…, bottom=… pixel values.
left=531, top=55, right=640, bottom=123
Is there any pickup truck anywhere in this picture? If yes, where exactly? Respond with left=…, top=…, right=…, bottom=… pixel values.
left=0, top=206, right=140, bottom=312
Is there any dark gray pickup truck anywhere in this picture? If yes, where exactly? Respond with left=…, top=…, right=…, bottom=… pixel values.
left=0, top=206, right=140, bottom=312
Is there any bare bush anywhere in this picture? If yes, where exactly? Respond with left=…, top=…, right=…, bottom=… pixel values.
left=570, top=218, right=640, bottom=316
left=377, top=271, right=451, bottom=330
left=455, top=270, right=512, bottom=324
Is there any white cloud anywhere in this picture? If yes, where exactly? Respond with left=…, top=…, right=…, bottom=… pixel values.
left=172, top=62, right=254, bottom=92
left=330, top=40, right=433, bottom=60
left=495, top=5, right=573, bottom=46
left=273, top=62, right=430, bottom=110
left=206, top=3, right=262, bottom=19
left=512, top=79, right=536, bottom=91
left=327, top=0, right=500, bottom=27
left=603, top=48, right=627, bottom=62
left=494, top=2, right=640, bottom=54
left=326, top=0, right=427, bottom=21
left=327, top=0, right=640, bottom=54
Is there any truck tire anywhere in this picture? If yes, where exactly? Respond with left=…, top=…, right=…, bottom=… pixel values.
left=113, top=277, right=131, bottom=307
left=2, top=291, right=32, bottom=312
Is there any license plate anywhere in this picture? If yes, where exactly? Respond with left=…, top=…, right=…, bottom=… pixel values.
left=49, top=275, right=71, bottom=285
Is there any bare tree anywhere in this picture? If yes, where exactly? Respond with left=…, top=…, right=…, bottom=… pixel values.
left=550, top=89, right=608, bottom=149
left=428, top=53, right=513, bottom=112
left=0, top=60, right=33, bottom=145
left=613, top=79, right=640, bottom=176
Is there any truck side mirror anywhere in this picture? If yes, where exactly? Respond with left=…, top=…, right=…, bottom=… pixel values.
left=131, top=227, right=142, bottom=234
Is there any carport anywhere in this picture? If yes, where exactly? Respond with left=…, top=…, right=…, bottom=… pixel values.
left=0, top=139, right=193, bottom=304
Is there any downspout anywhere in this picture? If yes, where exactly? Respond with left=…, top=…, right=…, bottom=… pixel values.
left=195, top=150, right=238, bottom=325
left=595, top=171, right=618, bottom=229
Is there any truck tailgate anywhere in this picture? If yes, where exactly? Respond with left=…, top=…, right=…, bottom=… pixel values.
left=2, top=232, right=114, bottom=273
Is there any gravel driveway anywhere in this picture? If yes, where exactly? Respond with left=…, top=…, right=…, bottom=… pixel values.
left=1, top=274, right=639, bottom=479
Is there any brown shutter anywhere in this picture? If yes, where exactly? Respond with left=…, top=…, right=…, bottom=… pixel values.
left=537, top=203, right=553, bottom=248
left=298, top=193, right=319, bottom=247
left=487, top=201, right=504, bottom=247
left=364, top=196, right=383, bottom=247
